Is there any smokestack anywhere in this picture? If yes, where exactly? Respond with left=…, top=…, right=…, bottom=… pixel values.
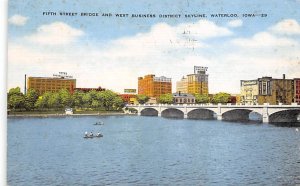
left=24, top=74, right=27, bottom=95
left=283, top=74, right=285, bottom=80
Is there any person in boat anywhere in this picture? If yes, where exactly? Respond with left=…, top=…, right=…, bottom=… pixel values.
left=84, top=131, right=88, bottom=137
left=90, top=132, right=93, bottom=137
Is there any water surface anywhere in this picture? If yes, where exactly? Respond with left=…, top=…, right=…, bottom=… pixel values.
left=8, top=116, right=300, bottom=185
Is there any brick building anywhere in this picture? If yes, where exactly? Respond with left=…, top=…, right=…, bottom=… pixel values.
left=138, top=74, right=172, bottom=97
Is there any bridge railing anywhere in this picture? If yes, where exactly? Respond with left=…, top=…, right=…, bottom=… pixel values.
left=125, top=103, right=300, bottom=107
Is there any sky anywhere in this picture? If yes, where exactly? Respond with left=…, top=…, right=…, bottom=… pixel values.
left=7, top=0, right=300, bottom=94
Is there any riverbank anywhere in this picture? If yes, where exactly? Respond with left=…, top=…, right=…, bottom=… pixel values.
left=7, top=111, right=136, bottom=118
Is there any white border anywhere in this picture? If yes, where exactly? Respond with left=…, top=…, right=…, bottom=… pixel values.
left=0, top=0, right=8, bottom=185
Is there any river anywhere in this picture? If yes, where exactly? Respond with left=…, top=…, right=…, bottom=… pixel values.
left=7, top=116, right=300, bottom=185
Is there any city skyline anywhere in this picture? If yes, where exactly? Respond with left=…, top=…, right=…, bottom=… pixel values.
left=8, top=0, right=300, bottom=94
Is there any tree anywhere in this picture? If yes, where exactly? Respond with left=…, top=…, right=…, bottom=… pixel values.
left=112, top=96, right=124, bottom=110
left=136, top=94, right=149, bottom=104
left=48, top=92, right=61, bottom=109
left=88, top=90, right=98, bottom=100
left=97, top=90, right=122, bottom=111
left=194, top=94, right=210, bottom=104
left=82, top=93, right=92, bottom=108
left=212, top=92, right=231, bottom=104
left=72, top=90, right=84, bottom=108
left=24, top=89, right=39, bottom=111
left=7, top=87, right=125, bottom=112
left=8, top=87, right=22, bottom=97
left=35, top=92, right=52, bottom=110
left=7, top=87, right=25, bottom=110
left=158, top=93, right=173, bottom=104
left=59, top=89, right=72, bottom=107
left=91, top=100, right=100, bottom=109
left=8, top=94, right=25, bottom=110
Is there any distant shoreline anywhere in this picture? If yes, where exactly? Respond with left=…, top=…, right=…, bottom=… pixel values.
left=7, top=112, right=136, bottom=118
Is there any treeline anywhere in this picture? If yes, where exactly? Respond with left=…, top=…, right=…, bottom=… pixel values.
left=7, top=87, right=233, bottom=111
left=137, top=92, right=232, bottom=104
left=195, top=93, right=232, bottom=104
left=7, top=87, right=124, bottom=111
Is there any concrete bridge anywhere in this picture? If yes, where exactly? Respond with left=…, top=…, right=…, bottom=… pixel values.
left=126, top=103, right=300, bottom=123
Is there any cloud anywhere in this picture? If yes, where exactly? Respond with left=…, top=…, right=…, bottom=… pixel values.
left=25, top=22, right=84, bottom=45
left=231, top=32, right=297, bottom=47
left=227, top=19, right=243, bottom=28
left=177, top=20, right=233, bottom=39
left=8, top=19, right=300, bottom=94
left=7, top=35, right=210, bottom=93
left=101, top=20, right=232, bottom=59
left=269, top=19, right=300, bottom=35
left=232, top=19, right=300, bottom=48
left=8, top=14, right=28, bottom=26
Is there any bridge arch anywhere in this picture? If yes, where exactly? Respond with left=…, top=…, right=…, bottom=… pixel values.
left=187, top=109, right=216, bottom=120
left=161, top=108, right=184, bottom=118
left=249, top=111, right=263, bottom=121
left=140, top=108, right=158, bottom=116
left=222, top=109, right=256, bottom=122
left=269, top=109, right=300, bottom=123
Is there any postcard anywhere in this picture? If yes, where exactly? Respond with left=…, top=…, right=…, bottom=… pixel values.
left=7, top=0, right=300, bottom=185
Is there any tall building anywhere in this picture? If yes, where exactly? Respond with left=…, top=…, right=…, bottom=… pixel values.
left=176, top=66, right=209, bottom=95
left=27, top=72, right=76, bottom=95
left=294, top=78, right=300, bottom=104
left=188, top=66, right=209, bottom=95
left=187, top=74, right=208, bottom=95
left=176, top=76, right=188, bottom=93
left=138, top=74, right=172, bottom=97
left=240, top=79, right=259, bottom=105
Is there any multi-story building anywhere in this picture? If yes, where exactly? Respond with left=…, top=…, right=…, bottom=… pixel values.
left=176, top=76, right=188, bottom=93
left=27, top=72, right=76, bottom=95
left=294, top=78, right=300, bottom=104
left=274, top=78, right=294, bottom=104
left=240, top=80, right=259, bottom=105
left=257, top=75, right=294, bottom=105
left=241, top=75, right=295, bottom=105
left=138, top=74, right=172, bottom=97
left=176, top=66, right=209, bottom=95
left=256, top=77, right=275, bottom=104
left=187, top=66, right=209, bottom=95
